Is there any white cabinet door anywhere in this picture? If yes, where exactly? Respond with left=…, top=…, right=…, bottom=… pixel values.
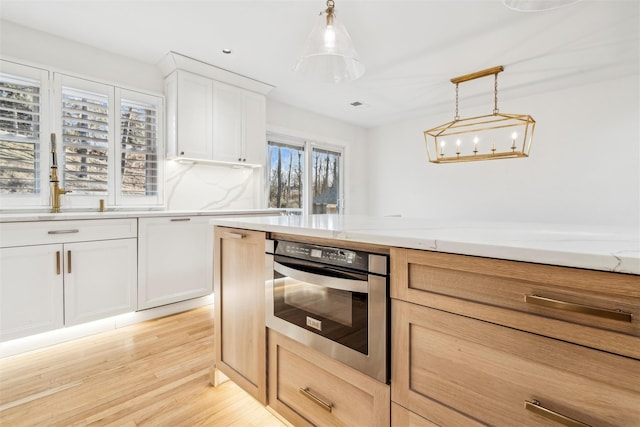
left=176, top=71, right=213, bottom=159
left=241, top=90, right=267, bottom=165
left=166, top=71, right=267, bottom=165
left=64, top=239, right=137, bottom=326
left=0, top=245, right=64, bottom=341
left=212, top=82, right=243, bottom=162
left=137, top=216, right=214, bottom=310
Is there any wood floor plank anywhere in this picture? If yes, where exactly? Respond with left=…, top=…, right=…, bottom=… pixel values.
left=0, top=306, right=286, bottom=426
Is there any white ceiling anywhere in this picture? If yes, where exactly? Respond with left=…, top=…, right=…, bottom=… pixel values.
left=1, top=0, right=637, bottom=128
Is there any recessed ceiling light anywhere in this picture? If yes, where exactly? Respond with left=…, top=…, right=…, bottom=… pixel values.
left=222, top=49, right=232, bottom=54
left=350, top=101, right=363, bottom=107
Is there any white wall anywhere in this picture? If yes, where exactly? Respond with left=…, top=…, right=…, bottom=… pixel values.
left=1, top=21, right=367, bottom=212
left=266, top=100, right=369, bottom=214
left=365, top=74, right=640, bottom=228
left=0, top=21, right=163, bottom=93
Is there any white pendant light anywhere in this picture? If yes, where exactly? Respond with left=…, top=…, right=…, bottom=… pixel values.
left=503, top=0, right=582, bottom=12
left=293, top=0, right=365, bottom=83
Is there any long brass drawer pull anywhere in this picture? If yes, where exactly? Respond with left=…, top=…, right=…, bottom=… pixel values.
left=48, top=229, right=80, bottom=235
left=525, top=294, right=632, bottom=322
left=525, top=400, right=591, bottom=427
left=170, top=218, right=191, bottom=222
left=56, top=251, right=61, bottom=275
left=299, top=387, right=334, bottom=413
left=225, top=232, right=245, bottom=239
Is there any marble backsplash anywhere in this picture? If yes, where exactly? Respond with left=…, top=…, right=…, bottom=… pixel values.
left=164, top=160, right=262, bottom=211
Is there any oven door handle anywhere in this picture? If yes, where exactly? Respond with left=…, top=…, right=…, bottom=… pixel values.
left=274, top=261, right=369, bottom=294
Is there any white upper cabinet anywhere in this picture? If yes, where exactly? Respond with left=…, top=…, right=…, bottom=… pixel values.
left=161, top=52, right=272, bottom=166
left=241, top=90, right=267, bottom=165
left=166, top=71, right=213, bottom=159
left=213, top=81, right=267, bottom=165
left=212, top=82, right=243, bottom=162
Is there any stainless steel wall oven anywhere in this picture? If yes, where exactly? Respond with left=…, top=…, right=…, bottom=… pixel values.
left=266, top=239, right=389, bottom=383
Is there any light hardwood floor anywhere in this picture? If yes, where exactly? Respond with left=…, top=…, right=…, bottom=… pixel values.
left=0, top=306, right=286, bottom=426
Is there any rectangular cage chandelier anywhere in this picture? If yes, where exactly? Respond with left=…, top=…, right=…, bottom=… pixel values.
left=424, top=66, right=535, bottom=164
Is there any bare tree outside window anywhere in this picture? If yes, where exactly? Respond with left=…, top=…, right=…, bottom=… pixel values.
left=267, top=138, right=343, bottom=214
left=267, top=141, right=304, bottom=209
left=312, top=148, right=340, bottom=214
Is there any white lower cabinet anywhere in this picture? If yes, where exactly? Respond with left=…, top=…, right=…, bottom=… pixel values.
left=0, top=245, right=64, bottom=341
left=0, top=219, right=138, bottom=341
left=64, top=239, right=137, bottom=326
left=137, top=216, right=214, bottom=310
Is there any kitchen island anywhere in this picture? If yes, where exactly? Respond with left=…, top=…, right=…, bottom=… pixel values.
left=211, top=214, right=639, bottom=427
left=210, top=214, right=639, bottom=274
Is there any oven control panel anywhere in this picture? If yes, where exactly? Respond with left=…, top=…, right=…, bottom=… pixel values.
left=275, top=240, right=369, bottom=272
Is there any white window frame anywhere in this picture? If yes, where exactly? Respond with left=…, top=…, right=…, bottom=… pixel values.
left=266, top=130, right=346, bottom=215
left=0, top=60, right=50, bottom=209
left=53, top=73, right=115, bottom=209
left=115, top=88, right=164, bottom=207
left=309, top=141, right=345, bottom=214
left=52, top=74, right=164, bottom=210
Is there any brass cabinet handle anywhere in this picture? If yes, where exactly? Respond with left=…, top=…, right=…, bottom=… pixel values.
left=524, top=294, right=632, bottom=322
left=299, top=387, right=334, bottom=413
left=56, top=251, right=61, bottom=275
left=224, top=232, right=245, bottom=239
left=525, top=400, right=591, bottom=427
left=67, top=250, right=72, bottom=274
left=48, top=229, right=79, bottom=235
left=170, top=218, right=191, bottom=222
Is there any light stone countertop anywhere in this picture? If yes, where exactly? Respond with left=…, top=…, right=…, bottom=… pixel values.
left=0, top=208, right=284, bottom=223
left=210, top=214, right=640, bottom=275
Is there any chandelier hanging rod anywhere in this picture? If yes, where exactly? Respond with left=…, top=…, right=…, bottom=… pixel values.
left=450, top=65, right=504, bottom=84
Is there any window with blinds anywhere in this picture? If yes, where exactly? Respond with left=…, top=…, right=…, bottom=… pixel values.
left=1, top=66, right=162, bottom=209
left=0, top=72, right=41, bottom=195
left=120, top=98, right=158, bottom=196
left=60, top=86, right=109, bottom=195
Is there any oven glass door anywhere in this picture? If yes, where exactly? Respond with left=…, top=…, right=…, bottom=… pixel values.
left=273, top=255, right=369, bottom=355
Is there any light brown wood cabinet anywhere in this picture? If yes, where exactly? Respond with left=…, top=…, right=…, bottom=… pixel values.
left=390, top=248, right=640, bottom=426
left=268, top=329, right=390, bottom=427
left=213, top=226, right=267, bottom=404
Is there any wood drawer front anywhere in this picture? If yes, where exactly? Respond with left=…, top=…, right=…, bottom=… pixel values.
left=0, top=219, right=137, bottom=247
left=268, top=330, right=390, bottom=427
left=391, top=300, right=640, bottom=427
left=391, top=403, right=440, bottom=427
left=391, top=248, right=640, bottom=348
